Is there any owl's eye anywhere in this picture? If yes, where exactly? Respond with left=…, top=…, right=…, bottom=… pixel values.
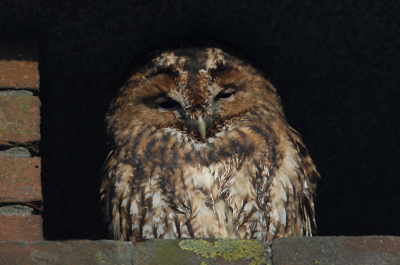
left=216, top=89, right=235, bottom=101
left=156, top=98, right=180, bottom=111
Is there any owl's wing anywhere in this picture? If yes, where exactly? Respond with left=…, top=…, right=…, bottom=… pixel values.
left=100, top=150, right=114, bottom=225
left=101, top=149, right=137, bottom=240
left=257, top=122, right=321, bottom=241
left=101, top=149, right=180, bottom=241
left=288, top=126, right=321, bottom=235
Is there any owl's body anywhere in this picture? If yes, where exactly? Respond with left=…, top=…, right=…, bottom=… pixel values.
left=101, top=48, right=320, bottom=242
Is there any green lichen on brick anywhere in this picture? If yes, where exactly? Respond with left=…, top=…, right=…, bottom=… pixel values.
left=133, top=239, right=194, bottom=264
left=179, top=239, right=269, bottom=265
left=179, top=239, right=218, bottom=259
left=94, top=251, right=107, bottom=265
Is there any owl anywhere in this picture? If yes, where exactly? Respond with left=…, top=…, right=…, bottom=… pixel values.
left=100, top=47, right=320, bottom=242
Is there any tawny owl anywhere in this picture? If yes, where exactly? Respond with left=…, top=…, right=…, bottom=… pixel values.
left=100, top=47, right=320, bottom=242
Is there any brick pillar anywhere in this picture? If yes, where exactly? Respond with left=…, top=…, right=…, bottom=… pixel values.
left=0, top=35, right=43, bottom=242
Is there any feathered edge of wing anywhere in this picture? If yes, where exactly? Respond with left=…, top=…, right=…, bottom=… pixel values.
left=288, top=126, right=321, bottom=236
left=101, top=149, right=134, bottom=240
left=100, top=150, right=115, bottom=238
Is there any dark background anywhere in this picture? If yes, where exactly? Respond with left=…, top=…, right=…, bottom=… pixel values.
left=1, top=0, right=399, bottom=239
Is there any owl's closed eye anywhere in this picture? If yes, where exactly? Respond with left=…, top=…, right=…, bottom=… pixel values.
left=101, top=47, right=320, bottom=242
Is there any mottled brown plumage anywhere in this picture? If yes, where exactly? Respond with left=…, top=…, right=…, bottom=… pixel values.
left=100, top=47, right=320, bottom=242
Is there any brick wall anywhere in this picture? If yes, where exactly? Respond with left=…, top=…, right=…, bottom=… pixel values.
left=0, top=35, right=43, bottom=242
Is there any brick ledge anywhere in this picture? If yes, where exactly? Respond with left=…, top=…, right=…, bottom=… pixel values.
left=0, top=236, right=399, bottom=264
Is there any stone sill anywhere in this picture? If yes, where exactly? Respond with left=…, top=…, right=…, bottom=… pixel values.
left=0, top=236, right=399, bottom=264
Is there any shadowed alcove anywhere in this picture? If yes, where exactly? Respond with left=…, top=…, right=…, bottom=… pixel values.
left=2, top=0, right=398, bottom=240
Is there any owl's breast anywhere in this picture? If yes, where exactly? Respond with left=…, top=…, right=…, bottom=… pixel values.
left=123, top=125, right=275, bottom=239
left=163, top=152, right=268, bottom=239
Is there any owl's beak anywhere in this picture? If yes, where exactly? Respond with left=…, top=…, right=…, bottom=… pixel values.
left=197, top=115, right=207, bottom=141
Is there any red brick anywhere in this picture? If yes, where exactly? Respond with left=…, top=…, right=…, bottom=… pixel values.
left=0, top=214, right=43, bottom=242
left=0, top=96, right=40, bottom=148
left=0, top=156, right=41, bottom=203
left=0, top=37, right=39, bottom=90
left=0, top=61, right=39, bottom=89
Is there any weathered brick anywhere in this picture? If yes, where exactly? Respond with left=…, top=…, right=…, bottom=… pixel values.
left=0, top=37, right=39, bottom=90
left=0, top=96, right=40, bottom=149
left=0, top=156, right=41, bottom=202
left=0, top=237, right=399, bottom=264
left=0, top=61, right=39, bottom=89
left=0, top=213, right=43, bottom=242
left=0, top=240, right=133, bottom=265
left=272, top=236, right=400, bottom=264
left=0, top=239, right=268, bottom=265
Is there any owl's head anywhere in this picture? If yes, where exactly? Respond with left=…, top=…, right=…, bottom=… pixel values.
left=107, top=47, right=284, bottom=145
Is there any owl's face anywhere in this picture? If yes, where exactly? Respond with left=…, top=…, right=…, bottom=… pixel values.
left=107, top=48, right=284, bottom=145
